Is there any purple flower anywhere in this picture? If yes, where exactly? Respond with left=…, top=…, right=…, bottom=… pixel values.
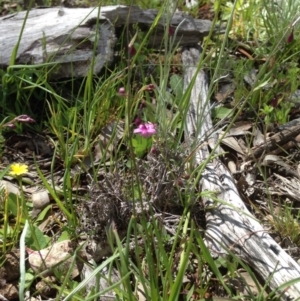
left=6, top=123, right=15, bottom=129
left=133, top=122, right=156, bottom=138
left=15, top=115, right=35, bottom=123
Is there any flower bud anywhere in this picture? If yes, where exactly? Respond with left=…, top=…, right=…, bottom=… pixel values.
left=287, top=29, right=294, bottom=44
left=15, top=115, right=35, bottom=123
left=150, top=147, right=157, bottom=154
left=145, top=84, right=155, bottom=91
left=133, top=117, right=142, bottom=127
left=128, top=45, right=136, bottom=56
left=270, top=96, right=278, bottom=108
left=118, top=87, right=126, bottom=96
left=168, top=26, right=175, bottom=36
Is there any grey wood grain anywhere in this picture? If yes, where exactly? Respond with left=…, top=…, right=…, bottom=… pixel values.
left=182, top=45, right=300, bottom=301
left=0, top=6, right=213, bottom=78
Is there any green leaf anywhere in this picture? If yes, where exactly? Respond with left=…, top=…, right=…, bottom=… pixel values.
left=24, top=272, right=35, bottom=289
left=0, top=165, right=11, bottom=179
left=131, top=137, right=151, bottom=157
left=0, top=225, right=13, bottom=237
left=35, top=205, right=52, bottom=223
left=253, top=78, right=271, bottom=91
left=212, top=107, right=234, bottom=119
left=170, top=74, right=183, bottom=98
left=7, top=193, right=19, bottom=216
left=214, top=256, right=228, bottom=268
left=25, top=225, right=50, bottom=250
left=131, top=138, right=139, bottom=148
left=58, top=231, right=71, bottom=242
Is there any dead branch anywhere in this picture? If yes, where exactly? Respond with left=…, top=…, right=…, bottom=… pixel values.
left=182, top=45, right=300, bottom=301
left=249, top=123, right=300, bottom=159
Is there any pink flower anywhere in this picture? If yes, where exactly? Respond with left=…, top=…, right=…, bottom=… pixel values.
left=118, top=87, right=126, bottom=96
left=133, top=122, right=156, bottom=138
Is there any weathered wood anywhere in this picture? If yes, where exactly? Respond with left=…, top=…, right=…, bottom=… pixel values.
left=0, top=6, right=213, bottom=78
left=182, top=46, right=300, bottom=301
left=249, top=122, right=300, bottom=159
left=0, top=6, right=117, bottom=78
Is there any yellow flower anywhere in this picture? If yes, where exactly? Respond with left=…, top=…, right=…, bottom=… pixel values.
left=9, top=163, right=28, bottom=176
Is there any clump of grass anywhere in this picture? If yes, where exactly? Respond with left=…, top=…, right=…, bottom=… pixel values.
left=270, top=203, right=300, bottom=246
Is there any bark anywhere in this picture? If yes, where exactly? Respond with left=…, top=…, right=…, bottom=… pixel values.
left=0, top=5, right=213, bottom=78
left=182, top=46, right=300, bottom=301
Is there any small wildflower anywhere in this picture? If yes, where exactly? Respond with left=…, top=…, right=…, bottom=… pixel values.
left=6, top=123, right=15, bottom=129
left=133, top=122, right=156, bottom=138
left=15, top=115, right=35, bottom=123
left=118, top=87, right=126, bottom=96
left=9, top=163, right=28, bottom=176
left=287, top=29, right=294, bottom=44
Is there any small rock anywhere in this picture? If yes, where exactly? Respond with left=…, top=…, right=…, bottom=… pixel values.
left=31, top=189, right=50, bottom=217
left=0, top=181, right=20, bottom=196
left=0, top=283, right=18, bottom=300
left=82, top=261, right=121, bottom=301
left=28, top=240, right=86, bottom=278
left=35, top=276, right=56, bottom=298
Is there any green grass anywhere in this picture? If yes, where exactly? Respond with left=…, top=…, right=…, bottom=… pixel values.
left=1, top=0, right=300, bottom=300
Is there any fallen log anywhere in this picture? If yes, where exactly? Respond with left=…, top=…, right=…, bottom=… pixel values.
left=0, top=5, right=213, bottom=78
left=181, top=46, right=300, bottom=300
